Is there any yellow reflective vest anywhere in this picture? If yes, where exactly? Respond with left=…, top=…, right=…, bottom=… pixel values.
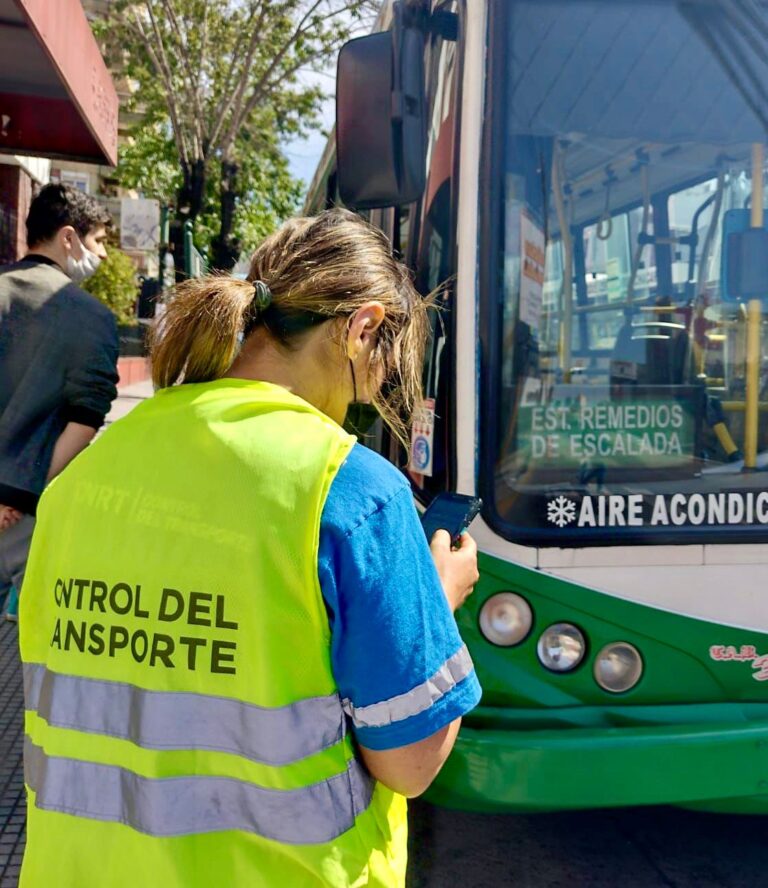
left=20, top=379, right=408, bottom=887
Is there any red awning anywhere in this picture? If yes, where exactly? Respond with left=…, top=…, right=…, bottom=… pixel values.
left=0, top=0, right=118, bottom=166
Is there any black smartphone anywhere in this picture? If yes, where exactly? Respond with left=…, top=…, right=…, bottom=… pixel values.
left=421, top=493, right=482, bottom=545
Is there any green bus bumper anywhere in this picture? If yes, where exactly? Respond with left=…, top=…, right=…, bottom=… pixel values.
left=426, top=713, right=768, bottom=813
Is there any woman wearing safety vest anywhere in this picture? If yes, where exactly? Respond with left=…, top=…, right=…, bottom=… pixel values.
left=19, top=208, right=482, bottom=887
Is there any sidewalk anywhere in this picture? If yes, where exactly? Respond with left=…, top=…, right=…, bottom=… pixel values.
left=106, top=377, right=155, bottom=425
left=0, top=380, right=153, bottom=886
left=0, top=620, right=26, bottom=887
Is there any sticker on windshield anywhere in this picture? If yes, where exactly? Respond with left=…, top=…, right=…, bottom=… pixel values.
left=519, top=211, right=545, bottom=332
left=409, top=398, right=435, bottom=477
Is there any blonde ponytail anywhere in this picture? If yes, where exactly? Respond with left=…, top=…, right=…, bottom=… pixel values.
left=151, top=276, right=257, bottom=388
left=150, top=208, right=430, bottom=450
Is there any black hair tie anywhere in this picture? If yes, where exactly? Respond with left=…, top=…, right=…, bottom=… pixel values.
left=252, top=280, right=272, bottom=311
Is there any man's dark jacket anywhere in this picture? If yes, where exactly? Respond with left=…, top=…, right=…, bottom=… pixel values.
left=0, top=256, right=119, bottom=514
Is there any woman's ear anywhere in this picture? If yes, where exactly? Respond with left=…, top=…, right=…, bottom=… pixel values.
left=346, top=302, right=385, bottom=360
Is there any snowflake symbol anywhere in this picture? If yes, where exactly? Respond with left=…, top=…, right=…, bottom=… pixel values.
left=547, top=495, right=577, bottom=528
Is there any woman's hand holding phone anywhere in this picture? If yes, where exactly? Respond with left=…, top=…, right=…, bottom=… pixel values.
left=429, top=530, right=479, bottom=612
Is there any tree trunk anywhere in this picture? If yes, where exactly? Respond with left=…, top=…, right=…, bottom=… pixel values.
left=178, top=159, right=206, bottom=221
left=210, top=161, right=241, bottom=272
left=172, top=159, right=208, bottom=281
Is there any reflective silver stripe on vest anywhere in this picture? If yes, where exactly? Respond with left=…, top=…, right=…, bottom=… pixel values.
left=24, top=737, right=374, bottom=844
left=24, top=663, right=344, bottom=767
left=343, top=644, right=474, bottom=729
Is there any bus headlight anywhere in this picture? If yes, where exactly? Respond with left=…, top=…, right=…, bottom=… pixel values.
left=537, top=623, right=586, bottom=672
left=478, top=593, right=532, bottom=646
left=594, top=642, right=643, bottom=693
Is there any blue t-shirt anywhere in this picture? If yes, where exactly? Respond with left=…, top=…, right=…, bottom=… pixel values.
left=318, top=443, right=482, bottom=751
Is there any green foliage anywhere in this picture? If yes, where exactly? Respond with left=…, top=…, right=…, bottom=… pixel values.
left=82, top=247, right=138, bottom=325
left=194, top=122, right=305, bottom=254
left=115, top=111, right=182, bottom=203
left=94, top=1, right=375, bottom=263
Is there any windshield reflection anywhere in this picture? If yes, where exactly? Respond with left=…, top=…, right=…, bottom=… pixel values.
left=490, top=0, right=768, bottom=542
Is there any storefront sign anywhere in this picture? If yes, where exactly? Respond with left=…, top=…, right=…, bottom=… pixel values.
left=121, top=199, right=161, bottom=251
left=519, top=399, right=695, bottom=467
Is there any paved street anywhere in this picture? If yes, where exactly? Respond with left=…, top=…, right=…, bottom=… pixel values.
left=407, top=799, right=768, bottom=887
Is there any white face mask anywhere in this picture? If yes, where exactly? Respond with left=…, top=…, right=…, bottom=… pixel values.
left=65, top=237, right=102, bottom=283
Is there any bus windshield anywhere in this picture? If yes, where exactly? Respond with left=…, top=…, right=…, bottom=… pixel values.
left=489, top=0, right=768, bottom=544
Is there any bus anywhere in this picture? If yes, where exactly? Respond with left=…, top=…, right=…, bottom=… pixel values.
left=306, top=0, right=768, bottom=814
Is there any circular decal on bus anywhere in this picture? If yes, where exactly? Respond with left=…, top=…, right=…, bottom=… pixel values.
left=412, top=435, right=431, bottom=471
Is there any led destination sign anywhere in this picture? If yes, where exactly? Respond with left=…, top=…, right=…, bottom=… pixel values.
left=519, top=399, right=695, bottom=466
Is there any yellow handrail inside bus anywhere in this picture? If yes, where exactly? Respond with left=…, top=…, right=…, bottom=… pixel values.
left=744, top=142, right=764, bottom=470
left=722, top=402, right=768, bottom=411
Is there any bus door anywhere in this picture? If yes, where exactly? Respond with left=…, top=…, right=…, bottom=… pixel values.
left=368, top=0, right=462, bottom=501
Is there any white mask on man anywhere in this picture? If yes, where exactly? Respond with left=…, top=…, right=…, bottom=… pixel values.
left=65, top=237, right=102, bottom=283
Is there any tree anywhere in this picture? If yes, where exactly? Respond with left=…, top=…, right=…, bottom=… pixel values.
left=114, top=102, right=304, bottom=263
left=82, top=246, right=139, bottom=325
left=96, top=0, right=377, bottom=271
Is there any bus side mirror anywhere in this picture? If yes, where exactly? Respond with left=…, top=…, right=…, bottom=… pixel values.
left=336, top=9, right=426, bottom=209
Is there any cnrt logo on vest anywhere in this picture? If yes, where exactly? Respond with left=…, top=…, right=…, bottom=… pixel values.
left=546, top=491, right=768, bottom=529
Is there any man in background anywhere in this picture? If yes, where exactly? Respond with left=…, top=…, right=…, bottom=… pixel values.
left=0, top=184, right=119, bottom=606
